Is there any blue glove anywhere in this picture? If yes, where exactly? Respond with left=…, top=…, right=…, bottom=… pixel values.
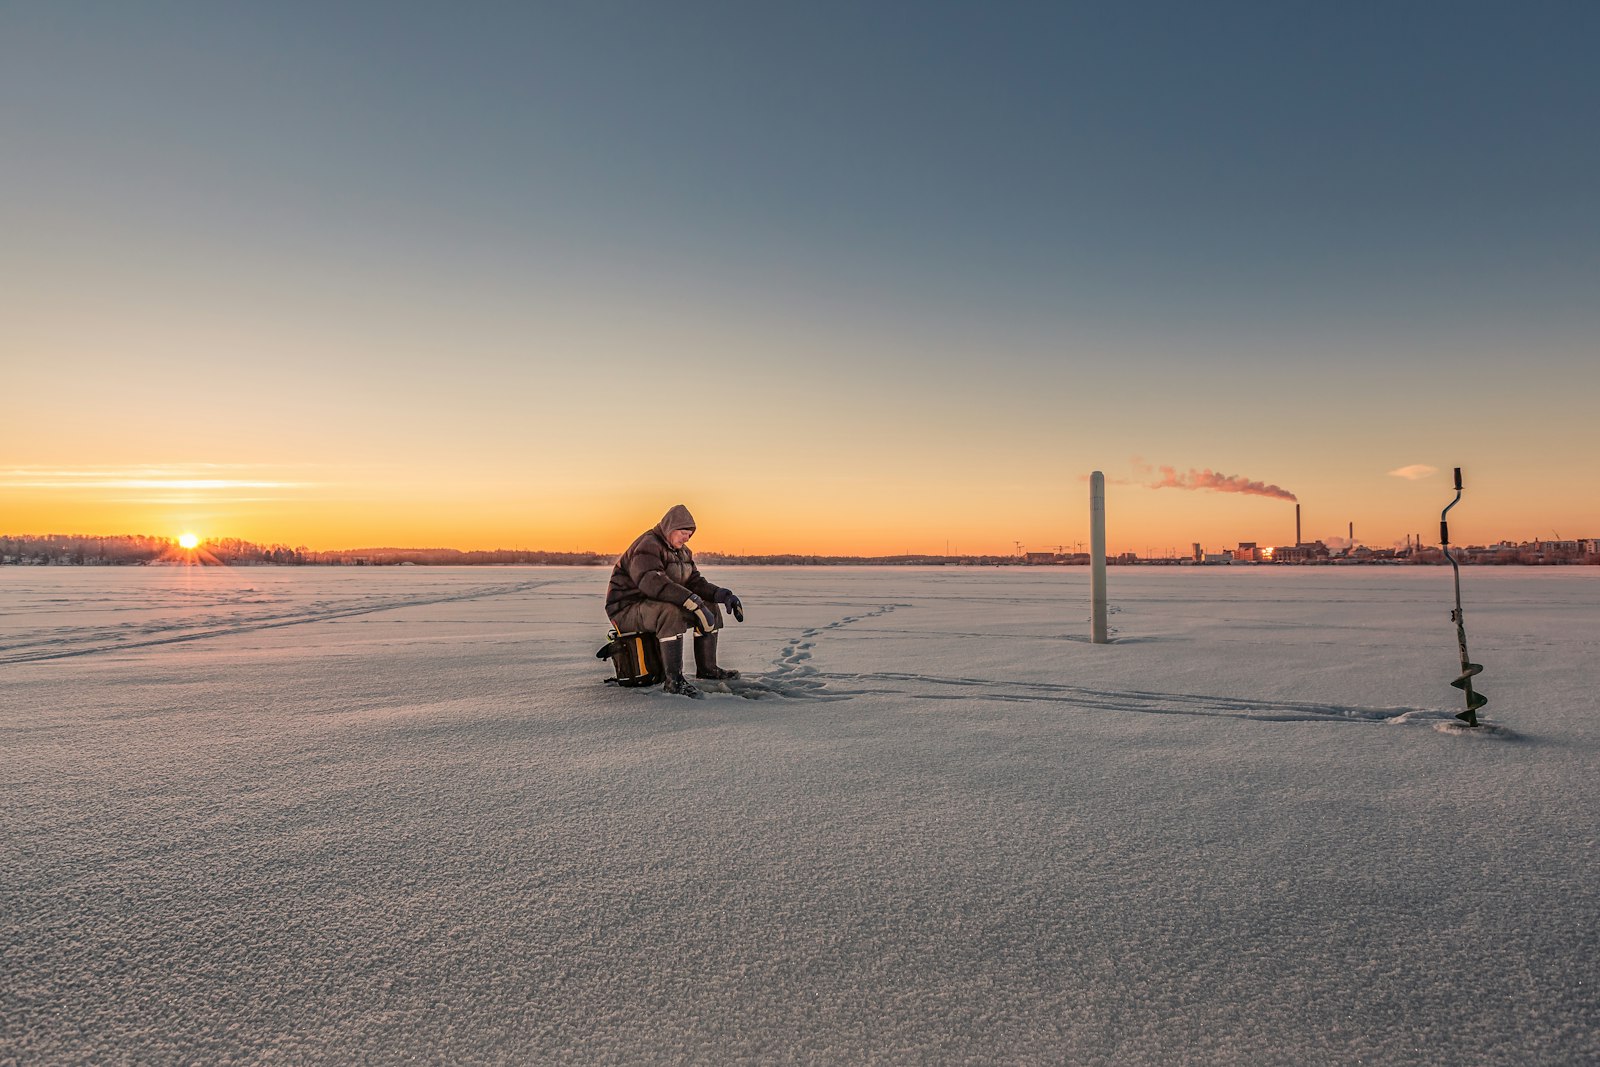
left=683, top=594, right=719, bottom=634
left=715, top=588, right=744, bottom=622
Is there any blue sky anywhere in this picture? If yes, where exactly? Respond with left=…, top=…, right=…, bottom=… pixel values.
left=4, top=2, right=1597, bottom=551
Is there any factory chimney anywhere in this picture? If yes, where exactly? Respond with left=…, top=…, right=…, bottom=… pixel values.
left=1296, top=504, right=1301, bottom=547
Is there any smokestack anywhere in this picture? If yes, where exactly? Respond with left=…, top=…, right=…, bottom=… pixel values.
left=1349, top=521, right=1354, bottom=546
left=1296, top=504, right=1301, bottom=546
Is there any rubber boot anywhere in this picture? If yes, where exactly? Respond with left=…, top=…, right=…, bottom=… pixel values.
left=694, top=632, right=740, bottom=680
left=660, top=636, right=703, bottom=698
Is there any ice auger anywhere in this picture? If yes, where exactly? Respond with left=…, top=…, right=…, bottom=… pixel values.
left=1439, top=467, right=1486, bottom=727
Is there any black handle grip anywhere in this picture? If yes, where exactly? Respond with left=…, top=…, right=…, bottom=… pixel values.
left=1454, top=467, right=1463, bottom=490
left=1440, top=520, right=1450, bottom=546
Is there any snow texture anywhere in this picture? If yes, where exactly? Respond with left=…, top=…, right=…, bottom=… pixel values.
left=3, top=565, right=1597, bottom=1065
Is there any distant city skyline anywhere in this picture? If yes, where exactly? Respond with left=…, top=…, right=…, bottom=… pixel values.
left=5, top=3, right=1597, bottom=554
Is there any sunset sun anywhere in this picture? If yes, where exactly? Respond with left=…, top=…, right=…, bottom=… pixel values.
left=177, top=532, right=200, bottom=550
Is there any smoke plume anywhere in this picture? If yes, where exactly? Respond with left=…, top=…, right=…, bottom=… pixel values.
left=1149, top=465, right=1297, bottom=502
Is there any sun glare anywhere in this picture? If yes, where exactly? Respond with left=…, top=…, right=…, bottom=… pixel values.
left=178, top=532, right=200, bottom=550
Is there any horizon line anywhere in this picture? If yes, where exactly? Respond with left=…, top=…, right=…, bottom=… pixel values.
left=6, top=531, right=1596, bottom=562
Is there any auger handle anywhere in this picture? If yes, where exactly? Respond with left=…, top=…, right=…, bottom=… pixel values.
left=1441, top=467, right=1465, bottom=545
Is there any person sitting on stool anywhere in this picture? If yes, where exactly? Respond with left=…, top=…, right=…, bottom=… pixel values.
left=605, top=504, right=743, bottom=698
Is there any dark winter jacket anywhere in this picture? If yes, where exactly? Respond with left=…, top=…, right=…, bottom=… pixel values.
left=605, top=505, right=723, bottom=620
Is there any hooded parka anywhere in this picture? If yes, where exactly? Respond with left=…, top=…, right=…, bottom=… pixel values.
left=605, top=505, right=725, bottom=623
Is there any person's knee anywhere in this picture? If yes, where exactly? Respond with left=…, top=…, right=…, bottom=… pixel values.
left=616, top=602, right=689, bottom=640
left=656, top=610, right=690, bottom=639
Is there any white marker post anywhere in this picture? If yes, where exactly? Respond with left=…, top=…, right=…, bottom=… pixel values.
left=1090, top=471, right=1108, bottom=644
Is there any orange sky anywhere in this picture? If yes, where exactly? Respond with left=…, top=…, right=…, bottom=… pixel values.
left=0, top=451, right=1583, bottom=557
left=7, top=283, right=1591, bottom=555
left=4, top=290, right=1592, bottom=554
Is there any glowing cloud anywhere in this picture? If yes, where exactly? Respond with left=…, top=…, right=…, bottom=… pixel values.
left=1148, top=465, right=1297, bottom=502
left=1388, top=464, right=1438, bottom=481
left=0, top=466, right=309, bottom=491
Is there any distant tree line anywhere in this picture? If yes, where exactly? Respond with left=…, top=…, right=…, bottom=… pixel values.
left=3, top=534, right=175, bottom=565
left=313, top=547, right=611, bottom=566
left=0, top=535, right=609, bottom=567
left=0, top=539, right=1055, bottom=568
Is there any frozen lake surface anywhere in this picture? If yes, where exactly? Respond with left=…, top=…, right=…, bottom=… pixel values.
left=4, top=565, right=1597, bottom=1064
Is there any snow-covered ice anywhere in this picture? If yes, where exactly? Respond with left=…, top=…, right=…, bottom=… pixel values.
left=3, top=565, right=1597, bottom=1064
